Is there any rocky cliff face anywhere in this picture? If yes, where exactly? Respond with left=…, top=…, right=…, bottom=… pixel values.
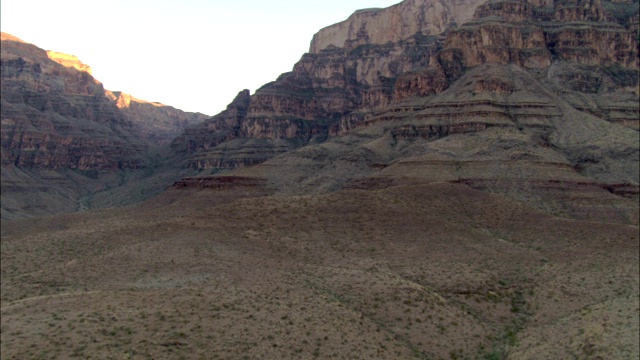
left=399, top=0, right=638, bottom=96
left=174, top=0, right=638, bottom=171
left=0, top=33, right=147, bottom=170
left=1, top=4, right=635, bottom=360
left=1, top=33, right=209, bottom=171
left=4, top=0, right=637, bottom=218
left=171, top=89, right=291, bottom=169
left=309, top=0, right=485, bottom=53
left=0, top=33, right=206, bottom=219
left=173, top=15, right=447, bottom=168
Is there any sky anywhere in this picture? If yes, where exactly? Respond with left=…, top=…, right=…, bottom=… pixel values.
left=1, top=0, right=401, bottom=116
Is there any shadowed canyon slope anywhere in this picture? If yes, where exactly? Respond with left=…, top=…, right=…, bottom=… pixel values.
left=1, top=0, right=639, bottom=359
left=0, top=33, right=209, bottom=219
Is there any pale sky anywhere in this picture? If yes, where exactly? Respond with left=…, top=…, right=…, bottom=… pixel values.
left=1, top=0, right=401, bottom=116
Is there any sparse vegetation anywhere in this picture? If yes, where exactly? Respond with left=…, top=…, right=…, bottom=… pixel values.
left=2, top=180, right=637, bottom=359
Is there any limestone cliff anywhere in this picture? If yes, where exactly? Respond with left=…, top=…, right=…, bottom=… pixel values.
left=309, top=0, right=486, bottom=53
left=173, top=28, right=445, bottom=168
left=387, top=0, right=639, bottom=132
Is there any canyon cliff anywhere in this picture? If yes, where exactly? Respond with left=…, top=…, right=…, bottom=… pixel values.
left=165, top=7, right=639, bottom=356
left=0, top=33, right=207, bottom=219
left=173, top=0, right=638, bottom=171
left=167, top=0, right=639, bottom=245
left=1, top=34, right=146, bottom=170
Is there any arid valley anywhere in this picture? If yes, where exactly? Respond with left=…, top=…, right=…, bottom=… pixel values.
left=1, top=0, right=639, bottom=358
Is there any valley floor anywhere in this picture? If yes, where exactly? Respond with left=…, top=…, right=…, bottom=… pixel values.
left=1, top=183, right=638, bottom=359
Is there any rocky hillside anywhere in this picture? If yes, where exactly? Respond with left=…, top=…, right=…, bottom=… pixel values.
left=170, top=0, right=639, bottom=244
left=172, top=0, right=638, bottom=171
left=0, top=33, right=207, bottom=219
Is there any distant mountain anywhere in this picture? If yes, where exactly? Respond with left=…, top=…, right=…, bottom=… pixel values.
left=0, top=33, right=208, bottom=219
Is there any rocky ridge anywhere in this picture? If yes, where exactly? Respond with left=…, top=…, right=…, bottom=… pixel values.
left=46, top=51, right=93, bottom=74
left=173, top=0, right=639, bottom=171
left=309, top=0, right=484, bottom=53
left=0, top=33, right=207, bottom=219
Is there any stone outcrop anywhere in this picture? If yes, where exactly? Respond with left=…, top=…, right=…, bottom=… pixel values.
left=167, top=0, right=639, bottom=241
left=409, top=0, right=637, bottom=93
left=385, top=0, right=638, bottom=130
left=373, top=63, right=564, bottom=143
left=1, top=33, right=209, bottom=170
left=4, top=0, right=636, bottom=221
left=171, top=89, right=315, bottom=169
left=173, top=32, right=443, bottom=168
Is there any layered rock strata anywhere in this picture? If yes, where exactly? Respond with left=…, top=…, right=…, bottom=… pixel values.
left=175, top=0, right=638, bottom=171
left=173, top=175, right=266, bottom=189
left=0, top=33, right=207, bottom=219
left=174, top=0, right=638, bottom=231
left=1, top=33, right=147, bottom=170
left=309, top=0, right=485, bottom=53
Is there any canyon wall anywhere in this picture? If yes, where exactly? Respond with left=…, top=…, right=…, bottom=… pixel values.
left=174, top=0, right=638, bottom=170
left=0, top=34, right=146, bottom=170
left=0, top=33, right=208, bottom=219
left=309, top=0, right=485, bottom=53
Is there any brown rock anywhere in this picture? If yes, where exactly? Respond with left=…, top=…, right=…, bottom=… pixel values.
left=46, top=51, right=92, bottom=74
left=1, top=33, right=146, bottom=170
left=1, top=32, right=208, bottom=218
